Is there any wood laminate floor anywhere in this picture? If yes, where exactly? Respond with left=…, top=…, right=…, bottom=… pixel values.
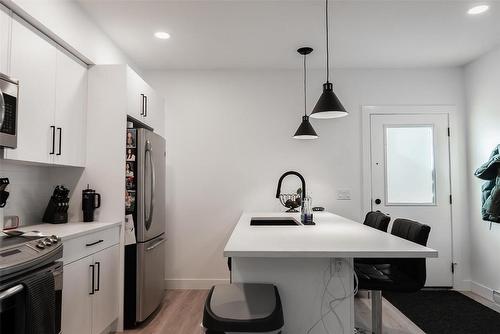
left=120, top=289, right=497, bottom=334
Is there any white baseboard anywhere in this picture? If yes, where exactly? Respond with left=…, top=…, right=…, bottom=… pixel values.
left=454, top=279, right=471, bottom=291
left=165, top=278, right=230, bottom=290
left=470, top=280, right=497, bottom=302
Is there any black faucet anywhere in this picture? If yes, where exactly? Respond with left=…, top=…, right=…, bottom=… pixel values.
left=275, top=171, right=306, bottom=201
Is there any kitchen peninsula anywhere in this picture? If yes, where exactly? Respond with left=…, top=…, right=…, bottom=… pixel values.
left=224, top=212, right=438, bottom=333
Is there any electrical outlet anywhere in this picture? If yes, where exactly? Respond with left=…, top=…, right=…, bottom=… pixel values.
left=336, top=189, right=351, bottom=200
left=493, top=290, right=500, bottom=305
left=335, top=259, right=343, bottom=273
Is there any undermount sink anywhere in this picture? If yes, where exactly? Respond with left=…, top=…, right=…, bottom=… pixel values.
left=250, top=217, right=301, bottom=226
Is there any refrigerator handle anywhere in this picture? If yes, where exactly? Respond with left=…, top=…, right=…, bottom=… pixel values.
left=145, top=140, right=156, bottom=229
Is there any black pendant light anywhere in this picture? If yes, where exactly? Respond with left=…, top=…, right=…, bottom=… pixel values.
left=310, top=0, right=347, bottom=119
left=293, top=47, right=318, bottom=140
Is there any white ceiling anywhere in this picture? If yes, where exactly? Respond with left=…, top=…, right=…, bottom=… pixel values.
left=78, top=0, right=500, bottom=70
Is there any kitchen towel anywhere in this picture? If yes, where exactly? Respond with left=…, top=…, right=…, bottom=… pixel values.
left=23, top=271, right=56, bottom=334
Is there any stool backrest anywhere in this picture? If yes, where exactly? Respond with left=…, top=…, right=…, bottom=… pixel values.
left=391, top=218, right=431, bottom=288
left=364, top=211, right=391, bottom=232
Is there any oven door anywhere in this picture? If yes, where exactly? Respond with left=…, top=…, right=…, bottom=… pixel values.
left=0, top=261, right=63, bottom=334
left=0, top=283, right=26, bottom=334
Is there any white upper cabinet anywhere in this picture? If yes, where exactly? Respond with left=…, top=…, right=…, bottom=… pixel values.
left=126, top=66, right=145, bottom=121
left=126, top=66, right=164, bottom=135
left=54, top=49, right=87, bottom=167
left=0, top=4, right=11, bottom=75
left=5, top=16, right=57, bottom=164
left=4, top=15, right=87, bottom=167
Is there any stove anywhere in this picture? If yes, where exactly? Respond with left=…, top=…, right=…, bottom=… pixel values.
left=0, top=234, right=62, bottom=279
left=0, top=233, right=63, bottom=334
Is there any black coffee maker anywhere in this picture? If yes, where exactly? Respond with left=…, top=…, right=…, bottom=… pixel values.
left=82, top=185, right=101, bottom=222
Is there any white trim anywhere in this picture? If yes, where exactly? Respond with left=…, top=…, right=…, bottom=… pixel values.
left=471, top=280, right=494, bottom=301
left=165, top=278, right=230, bottom=290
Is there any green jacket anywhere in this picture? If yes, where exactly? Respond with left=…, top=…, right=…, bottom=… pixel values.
left=475, top=145, right=500, bottom=222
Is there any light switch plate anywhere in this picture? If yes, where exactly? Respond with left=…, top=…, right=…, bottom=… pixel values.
left=336, top=189, right=351, bottom=200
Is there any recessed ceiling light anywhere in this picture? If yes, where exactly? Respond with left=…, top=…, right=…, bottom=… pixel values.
left=154, top=31, right=171, bottom=40
left=468, top=4, right=489, bottom=15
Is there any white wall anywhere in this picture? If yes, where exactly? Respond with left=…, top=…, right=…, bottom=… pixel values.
left=144, top=68, right=470, bottom=288
left=3, top=0, right=136, bottom=67
left=465, top=46, right=500, bottom=301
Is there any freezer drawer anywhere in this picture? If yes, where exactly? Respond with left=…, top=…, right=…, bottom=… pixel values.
left=136, top=235, right=166, bottom=322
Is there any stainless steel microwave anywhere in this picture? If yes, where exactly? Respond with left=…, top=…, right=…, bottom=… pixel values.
left=0, top=73, right=18, bottom=149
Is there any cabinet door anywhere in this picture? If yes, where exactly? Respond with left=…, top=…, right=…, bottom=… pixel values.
left=143, top=86, right=164, bottom=135
left=5, top=16, right=56, bottom=164
left=62, top=256, right=93, bottom=334
left=0, top=4, right=11, bottom=75
left=54, top=49, right=87, bottom=167
left=126, top=67, right=146, bottom=121
left=92, top=245, right=120, bottom=334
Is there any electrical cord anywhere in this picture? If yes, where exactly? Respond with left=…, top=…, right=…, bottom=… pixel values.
left=306, top=258, right=359, bottom=334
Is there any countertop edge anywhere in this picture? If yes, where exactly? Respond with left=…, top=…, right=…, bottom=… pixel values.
left=223, top=250, right=439, bottom=258
left=17, top=221, right=123, bottom=241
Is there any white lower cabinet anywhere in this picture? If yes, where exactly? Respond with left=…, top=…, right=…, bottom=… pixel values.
left=62, top=228, right=120, bottom=334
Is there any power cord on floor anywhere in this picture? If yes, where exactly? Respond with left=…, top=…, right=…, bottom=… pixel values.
left=306, top=258, right=359, bottom=334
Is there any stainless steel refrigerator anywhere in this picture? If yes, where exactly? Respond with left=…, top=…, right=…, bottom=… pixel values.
left=124, top=128, right=166, bottom=328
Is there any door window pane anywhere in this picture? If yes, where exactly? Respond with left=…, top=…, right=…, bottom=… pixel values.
left=385, top=126, right=436, bottom=205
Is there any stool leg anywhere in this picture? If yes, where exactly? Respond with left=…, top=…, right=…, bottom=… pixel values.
left=371, top=290, right=382, bottom=334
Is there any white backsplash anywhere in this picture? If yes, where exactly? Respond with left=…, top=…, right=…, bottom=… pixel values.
left=0, top=159, right=84, bottom=227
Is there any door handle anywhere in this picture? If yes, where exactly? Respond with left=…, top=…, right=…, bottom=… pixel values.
left=56, top=127, right=62, bottom=155
left=140, top=94, right=145, bottom=116
left=0, top=284, right=23, bottom=301
left=89, top=264, right=95, bottom=295
left=374, top=199, right=382, bottom=205
left=144, top=95, right=148, bottom=117
left=0, top=87, right=5, bottom=129
left=86, top=239, right=103, bottom=247
left=146, top=238, right=165, bottom=251
left=95, top=261, right=100, bottom=292
left=50, top=126, right=56, bottom=155
left=144, top=142, right=155, bottom=230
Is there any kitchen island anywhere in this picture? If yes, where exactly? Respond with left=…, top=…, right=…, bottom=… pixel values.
left=224, top=212, right=437, bottom=334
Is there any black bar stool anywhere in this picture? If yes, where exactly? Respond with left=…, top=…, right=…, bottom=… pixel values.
left=363, top=211, right=391, bottom=232
left=203, top=283, right=284, bottom=333
left=355, top=218, right=431, bottom=334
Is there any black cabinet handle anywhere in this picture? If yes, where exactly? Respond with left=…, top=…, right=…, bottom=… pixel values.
left=89, top=264, right=95, bottom=295
left=140, top=94, right=145, bottom=116
left=144, top=95, right=148, bottom=117
left=86, top=239, right=103, bottom=247
left=57, top=127, right=62, bottom=155
left=95, top=261, right=100, bottom=292
left=50, top=126, right=55, bottom=155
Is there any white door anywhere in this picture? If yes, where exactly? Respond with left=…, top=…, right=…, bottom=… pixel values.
left=62, top=256, right=93, bottom=334
left=54, top=48, right=87, bottom=167
left=5, top=16, right=56, bottom=164
left=370, top=113, right=453, bottom=287
left=91, top=245, right=119, bottom=334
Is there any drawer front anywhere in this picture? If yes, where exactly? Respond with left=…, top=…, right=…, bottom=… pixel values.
left=63, top=226, right=119, bottom=265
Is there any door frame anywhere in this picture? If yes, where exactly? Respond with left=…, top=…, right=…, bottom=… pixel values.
left=361, top=105, right=456, bottom=286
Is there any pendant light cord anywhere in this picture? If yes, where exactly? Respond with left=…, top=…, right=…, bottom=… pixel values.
left=304, top=54, right=307, bottom=116
left=326, top=0, right=330, bottom=83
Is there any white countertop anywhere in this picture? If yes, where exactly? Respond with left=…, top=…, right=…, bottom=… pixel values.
left=224, top=212, right=438, bottom=258
left=11, top=221, right=122, bottom=241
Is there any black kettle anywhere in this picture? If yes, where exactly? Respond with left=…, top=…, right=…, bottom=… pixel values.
left=82, top=185, right=101, bottom=222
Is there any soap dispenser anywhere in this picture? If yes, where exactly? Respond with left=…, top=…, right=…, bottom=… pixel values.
left=301, top=196, right=314, bottom=225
